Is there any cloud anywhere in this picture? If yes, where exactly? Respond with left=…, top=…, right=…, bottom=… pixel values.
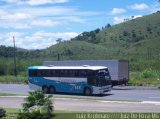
left=0, top=9, right=7, bottom=15
left=0, top=13, right=33, bottom=21
left=14, top=6, right=79, bottom=17
left=21, top=31, right=79, bottom=49
left=129, top=3, right=149, bottom=10
left=0, top=32, right=24, bottom=46
left=2, top=0, right=68, bottom=5
left=31, top=20, right=61, bottom=27
left=133, top=15, right=142, bottom=19
left=57, top=16, right=86, bottom=24
left=0, top=5, right=99, bottom=29
left=111, top=8, right=126, bottom=15
left=0, top=21, right=29, bottom=29
left=113, top=16, right=126, bottom=24
left=27, top=0, right=68, bottom=6
left=113, top=15, right=142, bottom=24
left=0, top=11, right=32, bottom=29
left=0, top=31, right=79, bottom=49
left=1, top=0, right=22, bottom=4
left=30, top=31, right=78, bottom=42
left=0, top=0, right=105, bottom=49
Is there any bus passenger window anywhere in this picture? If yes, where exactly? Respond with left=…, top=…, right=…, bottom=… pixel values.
left=79, top=70, right=87, bottom=77
left=75, top=70, right=79, bottom=77
left=29, top=70, right=37, bottom=77
left=50, top=70, right=59, bottom=77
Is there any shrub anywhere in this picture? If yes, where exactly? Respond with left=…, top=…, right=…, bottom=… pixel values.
left=0, top=108, right=6, bottom=118
left=139, top=69, right=160, bottom=79
left=129, top=69, right=160, bottom=86
left=18, top=91, right=53, bottom=119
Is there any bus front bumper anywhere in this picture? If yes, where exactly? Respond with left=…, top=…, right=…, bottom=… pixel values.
left=92, top=85, right=112, bottom=94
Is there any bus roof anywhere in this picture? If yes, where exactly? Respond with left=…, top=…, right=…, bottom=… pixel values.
left=28, top=66, right=107, bottom=70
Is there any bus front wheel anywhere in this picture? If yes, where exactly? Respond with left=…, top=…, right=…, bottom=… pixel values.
left=84, top=87, right=92, bottom=96
left=49, top=86, right=56, bottom=94
left=42, top=85, right=48, bottom=94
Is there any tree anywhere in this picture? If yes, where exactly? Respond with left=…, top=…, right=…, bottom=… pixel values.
left=105, top=24, right=111, bottom=28
left=0, top=62, right=6, bottom=75
left=131, top=16, right=134, bottom=20
left=18, top=91, right=53, bottom=119
left=132, top=30, right=136, bottom=38
left=94, top=28, right=100, bottom=34
left=123, top=31, right=129, bottom=36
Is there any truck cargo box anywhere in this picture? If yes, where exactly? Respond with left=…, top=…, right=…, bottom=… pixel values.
left=43, top=60, right=129, bottom=86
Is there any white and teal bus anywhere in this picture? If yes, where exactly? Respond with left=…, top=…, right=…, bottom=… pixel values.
left=28, top=65, right=112, bottom=95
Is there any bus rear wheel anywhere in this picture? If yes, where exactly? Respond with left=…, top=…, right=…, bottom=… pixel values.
left=42, top=86, right=48, bottom=94
left=49, top=86, right=56, bottom=94
left=84, top=87, right=92, bottom=96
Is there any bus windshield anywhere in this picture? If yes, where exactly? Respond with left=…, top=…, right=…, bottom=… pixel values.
left=96, top=69, right=111, bottom=86
left=87, top=68, right=111, bottom=87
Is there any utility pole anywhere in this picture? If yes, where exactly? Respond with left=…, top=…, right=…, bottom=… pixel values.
left=13, top=36, right=17, bottom=77
left=56, top=38, right=62, bottom=61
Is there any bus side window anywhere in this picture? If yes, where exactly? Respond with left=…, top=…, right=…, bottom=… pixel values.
left=79, top=70, right=87, bottom=77
left=56, top=70, right=60, bottom=77
left=60, top=70, right=69, bottom=77
left=50, top=70, right=59, bottom=77
left=38, top=69, right=50, bottom=77
left=38, top=70, right=44, bottom=77
left=65, top=70, right=69, bottom=77
left=37, top=70, right=41, bottom=77
left=59, top=70, right=63, bottom=77
left=68, top=70, right=71, bottom=77
left=50, top=70, right=54, bottom=77
left=75, top=70, right=79, bottom=77
left=87, top=71, right=97, bottom=86
left=29, top=70, right=37, bottom=77
left=46, top=70, right=50, bottom=77
left=71, top=70, right=76, bottom=77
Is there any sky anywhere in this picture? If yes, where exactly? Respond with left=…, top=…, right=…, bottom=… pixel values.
left=0, top=0, right=160, bottom=49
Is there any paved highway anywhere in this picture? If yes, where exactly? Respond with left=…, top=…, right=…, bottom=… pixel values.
left=0, top=84, right=160, bottom=102
left=0, top=97, right=160, bottom=112
left=0, top=84, right=160, bottom=112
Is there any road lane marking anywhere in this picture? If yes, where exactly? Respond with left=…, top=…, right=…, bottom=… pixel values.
left=0, top=96, right=27, bottom=98
left=100, top=101, right=160, bottom=105
left=142, top=101, right=160, bottom=105
left=99, top=101, right=140, bottom=104
left=149, top=97, right=160, bottom=99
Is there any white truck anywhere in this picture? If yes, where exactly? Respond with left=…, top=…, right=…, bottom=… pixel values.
left=43, top=60, right=129, bottom=86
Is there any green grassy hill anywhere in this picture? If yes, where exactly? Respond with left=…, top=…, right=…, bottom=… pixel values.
left=72, top=13, right=160, bottom=55
left=41, top=41, right=109, bottom=60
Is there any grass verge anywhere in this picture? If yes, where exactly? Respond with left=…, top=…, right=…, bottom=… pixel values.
left=3, top=108, right=160, bottom=119
left=0, top=93, right=20, bottom=96
left=3, top=108, right=85, bottom=119
left=128, top=69, right=160, bottom=86
left=0, top=75, right=28, bottom=84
